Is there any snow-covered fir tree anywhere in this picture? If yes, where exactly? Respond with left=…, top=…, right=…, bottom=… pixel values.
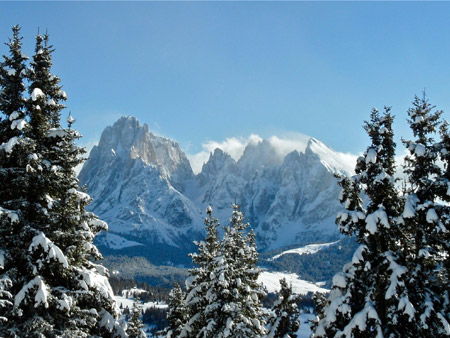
left=267, top=278, right=300, bottom=338
left=164, top=282, right=187, bottom=338
left=0, top=25, right=28, bottom=145
left=180, top=206, right=220, bottom=338
left=313, top=107, right=408, bottom=337
left=178, top=205, right=266, bottom=338
left=0, top=28, right=124, bottom=337
left=0, top=25, right=30, bottom=327
left=126, top=299, right=146, bottom=338
left=399, top=94, right=450, bottom=336
left=202, top=204, right=266, bottom=338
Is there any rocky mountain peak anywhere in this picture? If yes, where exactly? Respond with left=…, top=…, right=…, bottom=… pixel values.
left=199, top=148, right=237, bottom=182
left=79, top=116, right=355, bottom=263
left=97, top=116, right=144, bottom=158
left=237, top=139, right=284, bottom=174
left=83, top=116, right=194, bottom=185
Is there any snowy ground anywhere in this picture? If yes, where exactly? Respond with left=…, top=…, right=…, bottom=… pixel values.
left=116, top=286, right=319, bottom=337
left=115, top=293, right=167, bottom=311
left=268, top=240, right=340, bottom=261
left=97, top=232, right=144, bottom=250
left=258, top=271, right=329, bottom=294
left=297, top=312, right=316, bottom=338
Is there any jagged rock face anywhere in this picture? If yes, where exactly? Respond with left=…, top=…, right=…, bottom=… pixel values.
left=237, top=139, right=284, bottom=175
left=199, top=139, right=346, bottom=251
left=79, top=116, right=202, bottom=249
left=80, top=116, right=353, bottom=263
left=81, top=116, right=193, bottom=190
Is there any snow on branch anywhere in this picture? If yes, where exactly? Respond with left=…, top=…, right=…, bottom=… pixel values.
left=437, top=313, right=450, bottom=335
left=0, top=136, right=20, bottom=154
left=339, top=302, right=382, bottom=338
left=67, top=188, right=91, bottom=203
left=31, top=88, right=45, bottom=101
left=384, top=252, right=407, bottom=300
left=28, top=232, right=69, bottom=268
left=0, top=206, right=19, bottom=223
left=365, top=207, right=390, bottom=234
left=403, top=194, right=419, bottom=219
left=88, top=218, right=108, bottom=231
left=77, top=267, right=116, bottom=304
left=10, top=119, right=27, bottom=130
left=398, top=296, right=415, bottom=321
left=47, top=128, right=68, bottom=138
left=14, top=276, right=49, bottom=310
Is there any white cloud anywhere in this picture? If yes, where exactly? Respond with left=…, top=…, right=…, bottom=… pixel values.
left=187, top=134, right=263, bottom=174
left=187, top=132, right=359, bottom=175
left=267, top=133, right=311, bottom=158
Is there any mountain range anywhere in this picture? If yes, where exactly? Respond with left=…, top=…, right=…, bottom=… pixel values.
left=79, top=116, right=355, bottom=266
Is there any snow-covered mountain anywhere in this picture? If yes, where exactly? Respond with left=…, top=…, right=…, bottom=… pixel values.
left=79, top=116, right=354, bottom=265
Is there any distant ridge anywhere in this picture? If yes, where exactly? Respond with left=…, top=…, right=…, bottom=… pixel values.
left=79, top=116, right=353, bottom=265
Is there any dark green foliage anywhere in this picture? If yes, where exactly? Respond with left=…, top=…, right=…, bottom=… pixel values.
left=126, top=299, right=146, bottom=338
left=164, top=282, right=187, bottom=337
left=314, top=97, right=450, bottom=337
left=314, top=107, right=405, bottom=337
left=399, top=94, right=449, bottom=336
left=0, top=25, right=28, bottom=145
left=142, top=307, right=167, bottom=336
left=180, top=207, right=220, bottom=337
left=0, top=27, right=122, bottom=337
left=267, top=278, right=300, bottom=338
left=201, top=205, right=267, bottom=337
left=175, top=206, right=267, bottom=337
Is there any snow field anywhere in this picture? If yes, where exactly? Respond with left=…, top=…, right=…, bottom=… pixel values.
left=258, top=271, right=329, bottom=295
left=269, top=240, right=340, bottom=261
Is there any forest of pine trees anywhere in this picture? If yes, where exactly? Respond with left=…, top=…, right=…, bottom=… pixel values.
left=2, top=25, right=450, bottom=338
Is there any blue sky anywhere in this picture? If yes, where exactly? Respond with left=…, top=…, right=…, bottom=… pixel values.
left=1, top=2, right=450, bottom=170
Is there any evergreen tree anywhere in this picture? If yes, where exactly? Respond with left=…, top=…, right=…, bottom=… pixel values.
left=310, top=292, right=327, bottom=334
left=399, top=94, right=449, bottom=336
left=313, top=107, right=406, bottom=337
left=0, top=24, right=30, bottom=327
left=0, top=25, right=28, bottom=145
left=202, top=204, right=266, bottom=338
left=0, top=29, right=125, bottom=337
left=267, top=278, right=300, bottom=338
left=164, top=282, right=187, bottom=338
left=180, top=206, right=220, bottom=338
left=126, top=299, right=146, bottom=338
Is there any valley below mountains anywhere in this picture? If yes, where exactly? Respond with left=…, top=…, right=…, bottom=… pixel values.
left=79, top=116, right=356, bottom=281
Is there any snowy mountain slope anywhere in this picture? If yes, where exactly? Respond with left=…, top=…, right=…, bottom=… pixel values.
left=96, top=232, right=145, bottom=250
left=79, top=116, right=204, bottom=255
left=268, top=241, right=340, bottom=261
left=258, top=271, right=329, bottom=295
left=197, top=138, right=351, bottom=251
left=79, top=116, right=354, bottom=265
